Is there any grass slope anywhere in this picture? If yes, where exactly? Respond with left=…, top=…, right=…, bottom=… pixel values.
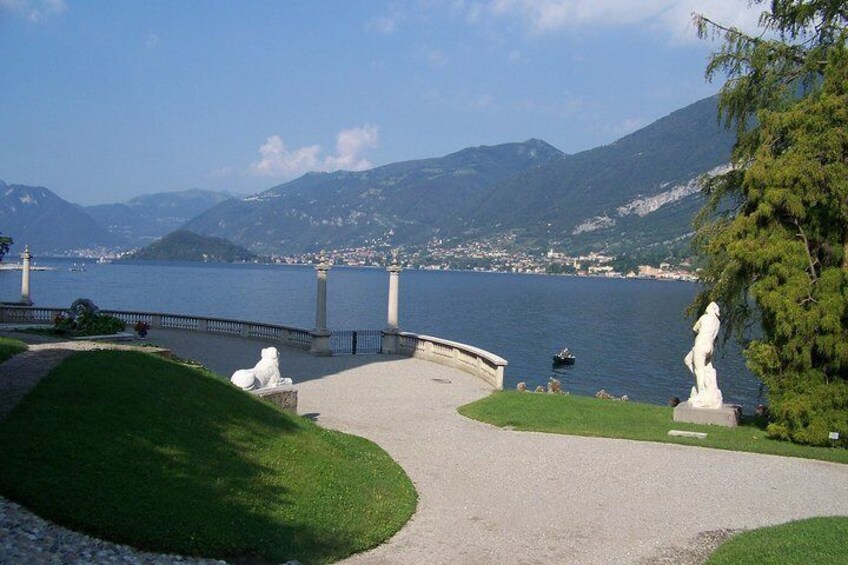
left=706, top=517, right=848, bottom=564
left=458, top=391, right=848, bottom=464
left=0, top=350, right=416, bottom=563
left=0, top=336, right=27, bottom=363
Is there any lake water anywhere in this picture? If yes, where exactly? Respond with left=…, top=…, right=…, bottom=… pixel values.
left=2, top=258, right=765, bottom=410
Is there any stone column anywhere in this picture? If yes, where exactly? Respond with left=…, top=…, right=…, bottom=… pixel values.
left=309, top=262, right=331, bottom=356
left=382, top=259, right=402, bottom=354
left=20, top=245, right=33, bottom=305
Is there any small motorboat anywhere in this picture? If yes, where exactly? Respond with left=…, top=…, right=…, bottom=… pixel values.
left=552, top=347, right=576, bottom=366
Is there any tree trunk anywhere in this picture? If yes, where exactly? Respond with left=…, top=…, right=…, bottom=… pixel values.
left=844, top=238, right=848, bottom=271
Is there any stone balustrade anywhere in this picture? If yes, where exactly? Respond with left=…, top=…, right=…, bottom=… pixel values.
left=0, top=305, right=507, bottom=390
left=0, top=305, right=313, bottom=350
left=396, top=332, right=506, bottom=390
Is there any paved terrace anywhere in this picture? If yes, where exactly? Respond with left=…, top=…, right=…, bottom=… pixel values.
left=3, top=328, right=848, bottom=564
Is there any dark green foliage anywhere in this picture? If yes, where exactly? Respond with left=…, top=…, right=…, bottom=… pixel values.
left=693, top=2, right=848, bottom=446
left=53, top=298, right=126, bottom=336
left=545, top=262, right=576, bottom=275
left=55, top=313, right=125, bottom=336
left=0, top=351, right=416, bottom=563
left=0, top=232, right=12, bottom=262
left=130, top=230, right=258, bottom=263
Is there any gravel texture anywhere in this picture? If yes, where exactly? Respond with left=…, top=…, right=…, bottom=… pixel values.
left=0, top=497, right=226, bottom=565
left=2, top=327, right=848, bottom=564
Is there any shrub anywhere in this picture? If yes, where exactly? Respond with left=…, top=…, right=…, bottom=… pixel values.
left=53, top=298, right=126, bottom=337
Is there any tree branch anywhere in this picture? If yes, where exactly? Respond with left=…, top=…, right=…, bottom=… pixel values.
left=794, top=219, right=820, bottom=282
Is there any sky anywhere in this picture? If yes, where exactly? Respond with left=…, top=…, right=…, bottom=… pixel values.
left=0, top=0, right=764, bottom=205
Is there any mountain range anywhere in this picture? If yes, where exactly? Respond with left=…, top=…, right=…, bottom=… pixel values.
left=0, top=94, right=735, bottom=262
left=85, top=189, right=233, bottom=247
left=0, top=181, right=121, bottom=254
left=184, top=95, right=734, bottom=258
left=0, top=185, right=232, bottom=254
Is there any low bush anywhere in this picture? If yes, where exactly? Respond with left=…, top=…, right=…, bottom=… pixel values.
left=53, top=298, right=126, bottom=337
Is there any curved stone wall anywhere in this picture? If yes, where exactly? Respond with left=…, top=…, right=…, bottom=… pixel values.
left=0, top=305, right=507, bottom=390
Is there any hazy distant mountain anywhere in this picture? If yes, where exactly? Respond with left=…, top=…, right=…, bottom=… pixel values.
left=129, top=230, right=257, bottom=263
left=0, top=182, right=123, bottom=254
left=86, top=189, right=232, bottom=246
left=184, top=96, right=734, bottom=258
left=184, top=139, right=564, bottom=254
left=2, top=95, right=734, bottom=261
left=472, top=95, right=734, bottom=254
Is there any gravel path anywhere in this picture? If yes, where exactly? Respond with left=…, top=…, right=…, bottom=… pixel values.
left=2, top=328, right=848, bottom=564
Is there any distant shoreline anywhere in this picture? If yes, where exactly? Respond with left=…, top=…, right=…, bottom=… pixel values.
left=23, top=255, right=698, bottom=282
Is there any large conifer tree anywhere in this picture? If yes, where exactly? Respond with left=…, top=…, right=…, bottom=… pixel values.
left=693, top=1, right=848, bottom=446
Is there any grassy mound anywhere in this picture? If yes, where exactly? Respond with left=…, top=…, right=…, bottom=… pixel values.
left=0, top=351, right=416, bottom=563
left=706, top=517, right=848, bottom=564
left=0, top=336, right=27, bottom=363
left=458, top=391, right=848, bottom=464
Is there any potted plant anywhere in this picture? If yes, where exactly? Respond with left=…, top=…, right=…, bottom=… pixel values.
left=133, top=320, right=150, bottom=338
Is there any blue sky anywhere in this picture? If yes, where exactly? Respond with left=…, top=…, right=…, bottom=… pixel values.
left=0, top=0, right=762, bottom=205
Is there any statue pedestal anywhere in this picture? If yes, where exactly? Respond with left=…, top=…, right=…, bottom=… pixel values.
left=251, top=385, right=298, bottom=414
left=674, top=402, right=741, bottom=427
left=309, top=329, right=331, bottom=357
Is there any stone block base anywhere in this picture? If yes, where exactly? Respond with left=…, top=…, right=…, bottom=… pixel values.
left=251, top=386, right=298, bottom=414
left=673, top=403, right=741, bottom=427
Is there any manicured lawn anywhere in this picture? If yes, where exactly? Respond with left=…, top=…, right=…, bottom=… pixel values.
left=0, top=350, right=416, bottom=564
left=706, top=516, right=848, bottom=564
left=0, top=336, right=27, bottom=363
left=458, top=391, right=848, bottom=464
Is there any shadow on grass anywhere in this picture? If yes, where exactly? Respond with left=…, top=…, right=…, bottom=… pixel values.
left=0, top=350, right=407, bottom=563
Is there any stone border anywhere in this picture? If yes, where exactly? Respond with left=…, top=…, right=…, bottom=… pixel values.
left=396, top=332, right=507, bottom=390
left=0, top=305, right=508, bottom=391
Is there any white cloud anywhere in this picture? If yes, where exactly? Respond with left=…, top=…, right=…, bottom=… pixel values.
left=427, top=49, right=449, bottom=68
left=324, top=124, right=380, bottom=171
left=367, top=3, right=404, bottom=34
left=479, top=0, right=763, bottom=43
left=248, top=125, right=380, bottom=179
left=0, top=0, right=66, bottom=23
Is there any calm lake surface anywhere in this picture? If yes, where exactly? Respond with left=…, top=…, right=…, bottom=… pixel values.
left=2, top=258, right=765, bottom=410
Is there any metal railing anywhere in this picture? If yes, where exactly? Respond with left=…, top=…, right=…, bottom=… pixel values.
left=330, top=330, right=383, bottom=355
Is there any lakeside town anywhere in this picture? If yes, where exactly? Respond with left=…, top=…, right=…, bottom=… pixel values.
left=36, top=236, right=699, bottom=282
left=270, top=246, right=699, bottom=281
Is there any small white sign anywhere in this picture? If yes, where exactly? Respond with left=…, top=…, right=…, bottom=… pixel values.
left=829, top=432, right=840, bottom=440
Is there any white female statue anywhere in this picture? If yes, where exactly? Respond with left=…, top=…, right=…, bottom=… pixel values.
left=684, top=301, right=723, bottom=409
